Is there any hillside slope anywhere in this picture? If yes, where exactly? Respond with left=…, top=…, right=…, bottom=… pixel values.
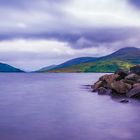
left=37, top=65, right=57, bottom=72
left=44, top=47, right=140, bottom=73
left=99, top=47, right=140, bottom=64
left=0, top=63, right=24, bottom=72
left=54, top=57, right=98, bottom=69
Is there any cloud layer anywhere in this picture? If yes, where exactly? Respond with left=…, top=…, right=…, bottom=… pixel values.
left=0, top=0, right=140, bottom=70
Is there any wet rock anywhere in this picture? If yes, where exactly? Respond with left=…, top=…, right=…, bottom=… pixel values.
left=110, top=80, right=132, bottom=94
left=91, top=81, right=103, bottom=92
left=99, top=74, right=119, bottom=82
left=99, top=74, right=119, bottom=88
left=130, top=65, right=140, bottom=75
left=133, top=83, right=140, bottom=88
left=122, top=79, right=136, bottom=85
left=127, top=86, right=140, bottom=98
left=115, top=69, right=128, bottom=79
left=120, top=99, right=129, bottom=103
left=125, top=73, right=140, bottom=82
left=97, top=87, right=112, bottom=95
left=91, top=65, right=140, bottom=100
left=97, top=87, right=107, bottom=94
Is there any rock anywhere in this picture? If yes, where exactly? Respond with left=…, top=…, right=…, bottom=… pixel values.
left=99, top=74, right=119, bottom=82
left=122, top=79, right=136, bottom=85
left=127, top=86, right=140, bottom=98
left=97, top=87, right=112, bottom=95
left=91, top=65, right=140, bottom=100
left=110, top=80, right=132, bottom=94
left=91, top=81, right=103, bottom=92
left=130, top=65, right=140, bottom=75
left=99, top=74, right=120, bottom=88
left=97, top=87, right=107, bottom=94
left=125, top=73, right=140, bottom=82
left=115, top=69, right=128, bottom=79
left=133, top=83, right=140, bottom=88
left=120, top=99, right=129, bottom=103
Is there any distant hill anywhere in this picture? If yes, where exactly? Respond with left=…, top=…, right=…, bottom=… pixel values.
left=99, top=47, right=140, bottom=64
left=37, top=65, right=57, bottom=72
left=54, top=57, right=98, bottom=69
left=0, top=63, right=24, bottom=72
left=40, top=47, right=140, bottom=73
left=37, top=57, right=98, bottom=72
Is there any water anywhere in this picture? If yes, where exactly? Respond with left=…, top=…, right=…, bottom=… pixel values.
left=0, top=73, right=140, bottom=140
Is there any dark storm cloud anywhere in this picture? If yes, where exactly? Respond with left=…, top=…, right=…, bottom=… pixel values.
left=0, top=27, right=139, bottom=49
left=70, top=28, right=140, bottom=49
left=0, top=0, right=140, bottom=49
left=129, top=0, right=140, bottom=8
left=0, top=0, right=67, bottom=8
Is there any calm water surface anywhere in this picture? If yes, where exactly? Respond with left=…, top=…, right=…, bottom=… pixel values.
left=0, top=73, right=140, bottom=140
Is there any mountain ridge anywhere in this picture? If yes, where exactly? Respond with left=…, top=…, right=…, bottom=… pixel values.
left=53, top=57, right=98, bottom=69
left=37, top=65, right=57, bottom=72
left=0, top=62, right=24, bottom=72
left=98, top=47, right=140, bottom=63
left=41, top=47, right=140, bottom=73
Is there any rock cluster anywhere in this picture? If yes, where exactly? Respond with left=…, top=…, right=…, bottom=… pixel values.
left=91, top=65, right=140, bottom=98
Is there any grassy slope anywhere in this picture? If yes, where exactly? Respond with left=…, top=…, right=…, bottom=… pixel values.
left=85, top=60, right=134, bottom=72
left=47, top=47, right=140, bottom=73
left=48, top=60, right=135, bottom=73
left=48, top=62, right=94, bottom=73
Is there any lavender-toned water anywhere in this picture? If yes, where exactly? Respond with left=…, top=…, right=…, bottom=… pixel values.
left=0, top=73, right=140, bottom=140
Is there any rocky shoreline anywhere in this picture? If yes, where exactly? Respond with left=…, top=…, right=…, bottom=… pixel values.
left=91, top=65, right=140, bottom=101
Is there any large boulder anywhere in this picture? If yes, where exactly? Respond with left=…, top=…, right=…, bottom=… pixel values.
left=130, top=65, right=140, bottom=75
left=122, top=79, right=136, bottom=85
left=125, top=73, right=140, bottom=82
left=110, top=80, right=132, bottom=94
left=120, top=99, right=129, bottom=103
left=99, top=74, right=120, bottom=88
left=91, top=65, right=140, bottom=99
left=133, top=83, right=140, bottom=88
left=127, top=86, right=140, bottom=98
left=91, top=81, right=103, bottom=92
left=97, top=87, right=107, bottom=95
left=97, top=87, right=112, bottom=95
left=115, top=69, right=128, bottom=79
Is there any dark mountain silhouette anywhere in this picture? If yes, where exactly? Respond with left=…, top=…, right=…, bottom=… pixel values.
left=0, top=63, right=24, bottom=72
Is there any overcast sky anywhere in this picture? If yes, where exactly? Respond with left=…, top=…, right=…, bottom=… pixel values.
left=0, top=0, right=140, bottom=71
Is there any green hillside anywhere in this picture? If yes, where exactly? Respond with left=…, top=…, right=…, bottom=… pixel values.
left=99, top=47, right=140, bottom=64
left=41, top=47, right=140, bottom=73
left=48, top=60, right=134, bottom=73
left=85, top=60, right=134, bottom=72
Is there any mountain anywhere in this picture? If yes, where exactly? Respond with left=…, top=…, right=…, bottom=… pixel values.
left=99, top=47, right=140, bottom=64
left=37, top=65, right=57, bottom=72
left=42, top=47, right=140, bottom=73
left=38, top=57, right=98, bottom=72
left=54, top=57, right=98, bottom=69
left=0, top=63, right=24, bottom=72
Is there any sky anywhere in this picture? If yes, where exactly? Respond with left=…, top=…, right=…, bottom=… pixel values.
left=0, top=0, right=140, bottom=71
